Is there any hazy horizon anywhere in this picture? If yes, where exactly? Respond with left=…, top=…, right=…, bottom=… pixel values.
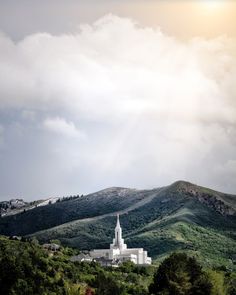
left=0, top=1, right=236, bottom=201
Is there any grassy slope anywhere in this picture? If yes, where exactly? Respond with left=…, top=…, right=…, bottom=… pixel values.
left=0, top=187, right=153, bottom=235
left=28, top=182, right=236, bottom=269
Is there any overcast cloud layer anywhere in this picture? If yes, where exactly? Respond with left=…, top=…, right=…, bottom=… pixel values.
left=0, top=15, right=236, bottom=200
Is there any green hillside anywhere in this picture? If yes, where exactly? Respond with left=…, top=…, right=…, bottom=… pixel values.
left=0, top=181, right=235, bottom=269
left=0, top=187, right=153, bottom=235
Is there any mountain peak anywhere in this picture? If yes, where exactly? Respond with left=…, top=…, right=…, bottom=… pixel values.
left=170, top=180, right=196, bottom=191
left=168, top=180, right=236, bottom=216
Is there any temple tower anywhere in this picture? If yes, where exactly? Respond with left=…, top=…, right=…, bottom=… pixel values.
left=110, top=214, right=127, bottom=250
left=114, top=214, right=122, bottom=247
left=90, top=214, right=151, bottom=264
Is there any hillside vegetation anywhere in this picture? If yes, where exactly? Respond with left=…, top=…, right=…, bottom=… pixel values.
left=0, top=181, right=235, bottom=269
left=0, top=236, right=235, bottom=295
left=0, top=235, right=154, bottom=295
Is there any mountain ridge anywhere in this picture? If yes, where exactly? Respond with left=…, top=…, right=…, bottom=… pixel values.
left=0, top=180, right=235, bottom=269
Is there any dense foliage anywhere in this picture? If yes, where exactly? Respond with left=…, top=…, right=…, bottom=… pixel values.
left=149, top=253, right=212, bottom=295
left=0, top=236, right=153, bottom=295
left=0, top=236, right=235, bottom=295
left=149, top=253, right=236, bottom=295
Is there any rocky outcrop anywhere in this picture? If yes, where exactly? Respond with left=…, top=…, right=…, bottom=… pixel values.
left=171, top=181, right=236, bottom=216
left=0, top=199, right=28, bottom=216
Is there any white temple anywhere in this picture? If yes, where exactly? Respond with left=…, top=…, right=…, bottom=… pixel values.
left=90, top=214, right=152, bottom=265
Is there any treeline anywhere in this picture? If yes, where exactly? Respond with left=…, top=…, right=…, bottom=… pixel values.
left=0, top=236, right=235, bottom=295
left=56, top=194, right=83, bottom=203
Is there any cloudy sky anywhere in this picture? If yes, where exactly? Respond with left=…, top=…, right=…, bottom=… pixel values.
left=0, top=0, right=236, bottom=200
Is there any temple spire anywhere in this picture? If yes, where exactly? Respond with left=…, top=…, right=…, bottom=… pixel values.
left=114, top=213, right=122, bottom=248
left=110, top=214, right=127, bottom=251
left=116, top=213, right=121, bottom=229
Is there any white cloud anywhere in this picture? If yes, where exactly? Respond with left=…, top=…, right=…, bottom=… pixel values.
left=0, top=14, right=235, bottom=198
left=43, top=117, right=82, bottom=138
left=0, top=15, right=235, bottom=124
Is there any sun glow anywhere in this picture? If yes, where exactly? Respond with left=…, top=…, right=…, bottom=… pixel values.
left=204, top=1, right=224, bottom=10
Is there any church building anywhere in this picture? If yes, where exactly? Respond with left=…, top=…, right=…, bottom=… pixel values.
left=90, top=214, right=152, bottom=265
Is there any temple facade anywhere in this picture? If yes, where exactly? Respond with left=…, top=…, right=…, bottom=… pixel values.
left=90, top=214, right=152, bottom=265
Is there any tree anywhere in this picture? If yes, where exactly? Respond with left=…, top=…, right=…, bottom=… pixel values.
left=225, top=272, right=236, bottom=295
left=96, top=271, right=125, bottom=295
left=149, top=253, right=213, bottom=295
left=120, top=260, right=135, bottom=273
left=207, top=270, right=227, bottom=295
